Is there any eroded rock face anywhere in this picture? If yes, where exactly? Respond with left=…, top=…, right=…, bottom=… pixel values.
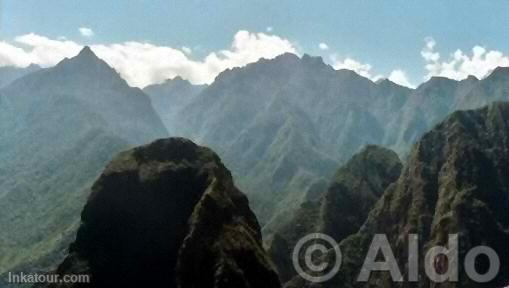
left=47, top=138, right=280, bottom=288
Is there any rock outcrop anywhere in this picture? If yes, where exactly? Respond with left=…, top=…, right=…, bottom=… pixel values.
left=46, top=138, right=280, bottom=288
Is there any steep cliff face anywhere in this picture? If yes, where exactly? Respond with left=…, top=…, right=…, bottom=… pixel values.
left=267, top=145, right=402, bottom=283
left=47, top=138, right=280, bottom=288
left=289, top=103, right=509, bottom=288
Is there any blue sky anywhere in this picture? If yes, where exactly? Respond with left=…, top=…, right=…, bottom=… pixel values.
left=2, top=0, right=509, bottom=87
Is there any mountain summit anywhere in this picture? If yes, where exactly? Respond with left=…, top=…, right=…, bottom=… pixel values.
left=46, top=138, right=280, bottom=288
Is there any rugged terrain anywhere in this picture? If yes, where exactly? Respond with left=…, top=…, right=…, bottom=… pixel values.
left=145, top=53, right=509, bottom=233
left=44, top=138, right=280, bottom=288
left=267, top=145, right=402, bottom=283
left=286, top=102, right=509, bottom=288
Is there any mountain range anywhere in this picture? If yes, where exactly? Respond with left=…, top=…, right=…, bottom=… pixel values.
left=1, top=47, right=509, bottom=287
left=144, top=53, right=509, bottom=236
left=285, top=102, right=509, bottom=288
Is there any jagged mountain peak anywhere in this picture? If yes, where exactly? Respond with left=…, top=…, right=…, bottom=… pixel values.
left=52, top=46, right=123, bottom=84
left=61, top=46, right=104, bottom=66
left=77, top=45, right=95, bottom=57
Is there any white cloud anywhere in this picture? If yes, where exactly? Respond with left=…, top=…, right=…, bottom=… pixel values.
left=0, top=33, right=82, bottom=67
left=0, top=30, right=297, bottom=87
left=422, top=37, right=509, bottom=81
left=331, top=54, right=382, bottom=81
left=5, top=31, right=507, bottom=89
left=79, top=27, right=95, bottom=37
left=181, top=46, right=192, bottom=55
left=94, top=30, right=297, bottom=87
left=388, top=69, right=415, bottom=88
left=318, top=42, right=329, bottom=51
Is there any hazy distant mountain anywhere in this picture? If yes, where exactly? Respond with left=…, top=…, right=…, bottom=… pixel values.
left=0, top=47, right=167, bottom=279
left=143, top=54, right=509, bottom=232
left=3, top=47, right=509, bottom=287
left=165, top=54, right=410, bottom=226
left=387, top=69, right=509, bottom=155
left=267, top=145, right=402, bottom=283
left=143, top=77, right=206, bottom=134
left=0, top=64, right=40, bottom=89
left=287, top=103, right=509, bottom=288
left=44, top=138, right=280, bottom=288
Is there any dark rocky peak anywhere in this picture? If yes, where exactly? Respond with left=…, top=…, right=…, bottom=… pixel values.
left=47, top=138, right=280, bottom=288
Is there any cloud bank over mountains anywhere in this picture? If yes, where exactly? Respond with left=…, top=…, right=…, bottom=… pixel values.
left=0, top=31, right=296, bottom=87
left=422, top=37, right=509, bottom=81
left=0, top=30, right=507, bottom=88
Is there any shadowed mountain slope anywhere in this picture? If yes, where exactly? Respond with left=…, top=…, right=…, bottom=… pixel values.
left=45, top=138, right=280, bottom=288
left=267, top=145, right=402, bottom=283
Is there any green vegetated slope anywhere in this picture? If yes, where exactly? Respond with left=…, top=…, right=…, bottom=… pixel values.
left=266, top=145, right=402, bottom=283
left=0, top=47, right=167, bottom=280
left=286, top=102, right=509, bottom=288
left=146, top=53, right=509, bottom=234
left=146, top=54, right=411, bottom=227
